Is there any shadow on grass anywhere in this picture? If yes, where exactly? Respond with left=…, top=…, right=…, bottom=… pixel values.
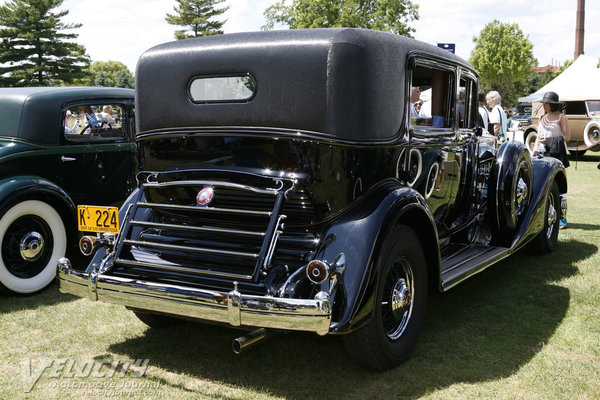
left=563, top=223, right=600, bottom=231
left=0, top=280, right=78, bottom=313
left=567, top=153, right=600, bottom=162
left=108, top=239, right=594, bottom=400
left=0, top=251, right=92, bottom=312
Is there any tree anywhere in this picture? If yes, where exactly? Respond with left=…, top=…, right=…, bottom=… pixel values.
left=469, top=20, right=537, bottom=106
left=165, top=0, right=229, bottom=40
left=73, top=60, right=134, bottom=87
left=263, top=0, right=419, bottom=37
left=94, top=71, right=108, bottom=87
left=0, top=0, right=90, bottom=87
left=116, top=70, right=134, bottom=88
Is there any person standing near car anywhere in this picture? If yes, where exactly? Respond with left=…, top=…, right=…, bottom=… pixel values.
left=532, top=91, right=570, bottom=228
left=486, top=91, right=507, bottom=141
left=477, top=90, right=490, bottom=134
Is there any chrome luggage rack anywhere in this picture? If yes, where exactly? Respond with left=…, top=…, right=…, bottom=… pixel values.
left=109, top=169, right=300, bottom=284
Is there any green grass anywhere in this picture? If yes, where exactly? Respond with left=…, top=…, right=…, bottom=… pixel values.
left=2, top=155, right=600, bottom=400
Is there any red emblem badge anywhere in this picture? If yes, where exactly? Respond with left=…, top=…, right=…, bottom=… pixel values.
left=196, top=187, right=214, bottom=206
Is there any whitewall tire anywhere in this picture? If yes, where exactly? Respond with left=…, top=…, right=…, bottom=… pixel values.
left=0, top=200, right=66, bottom=294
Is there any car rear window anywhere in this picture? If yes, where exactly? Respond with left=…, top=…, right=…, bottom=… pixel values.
left=188, top=74, right=256, bottom=103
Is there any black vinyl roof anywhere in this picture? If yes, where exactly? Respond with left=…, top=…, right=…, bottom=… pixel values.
left=136, top=28, right=475, bottom=142
left=0, top=87, right=134, bottom=145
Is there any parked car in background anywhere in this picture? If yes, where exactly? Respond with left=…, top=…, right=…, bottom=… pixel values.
left=59, top=29, right=567, bottom=370
left=523, top=100, right=600, bottom=156
left=510, top=102, right=532, bottom=132
left=0, top=87, right=136, bottom=294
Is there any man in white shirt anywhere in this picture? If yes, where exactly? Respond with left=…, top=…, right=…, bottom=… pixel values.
left=486, top=91, right=507, bottom=139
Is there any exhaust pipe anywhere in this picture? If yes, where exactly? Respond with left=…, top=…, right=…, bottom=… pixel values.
left=232, top=328, right=270, bottom=354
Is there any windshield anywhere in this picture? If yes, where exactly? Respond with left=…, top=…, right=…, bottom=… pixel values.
left=586, top=101, right=600, bottom=116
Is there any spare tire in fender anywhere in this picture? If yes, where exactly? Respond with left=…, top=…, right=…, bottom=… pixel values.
left=488, top=141, right=533, bottom=232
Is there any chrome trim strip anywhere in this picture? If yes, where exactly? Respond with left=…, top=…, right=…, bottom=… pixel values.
left=114, top=258, right=254, bottom=280
left=129, top=221, right=266, bottom=237
left=143, top=180, right=280, bottom=195
left=137, top=202, right=273, bottom=217
left=124, top=239, right=259, bottom=259
left=58, top=260, right=332, bottom=335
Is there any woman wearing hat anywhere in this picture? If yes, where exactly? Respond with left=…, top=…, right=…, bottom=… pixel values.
left=533, top=91, right=570, bottom=228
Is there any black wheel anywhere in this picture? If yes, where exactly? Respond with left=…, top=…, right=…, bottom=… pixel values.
left=0, top=200, right=67, bottom=294
left=132, top=310, right=183, bottom=329
left=530, top=181, right=560, bottom=254
left=343, top=225, right=427, bottom=371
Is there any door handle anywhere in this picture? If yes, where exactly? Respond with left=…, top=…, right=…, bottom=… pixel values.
left=61, top=156, right=76, bottom=162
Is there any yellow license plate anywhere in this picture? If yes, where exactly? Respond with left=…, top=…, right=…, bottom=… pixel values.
left=77, top=205, right=120, bottom=233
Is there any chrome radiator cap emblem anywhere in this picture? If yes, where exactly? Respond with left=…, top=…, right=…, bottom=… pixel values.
left=196, top=186, right=214, bottom=206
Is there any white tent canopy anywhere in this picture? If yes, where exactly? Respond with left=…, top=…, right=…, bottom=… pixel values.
left=518, top=55, right=600, bottom=103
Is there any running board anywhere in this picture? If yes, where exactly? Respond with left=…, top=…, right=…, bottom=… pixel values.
left=440, top=245, right=509, bottom=291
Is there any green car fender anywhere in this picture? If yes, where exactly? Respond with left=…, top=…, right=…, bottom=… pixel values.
left=0, top=175, right=78, bottom=248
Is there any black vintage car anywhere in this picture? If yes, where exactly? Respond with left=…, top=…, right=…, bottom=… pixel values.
left=0, top=87, right=136, bottom=294
left=58, top=29, right=567, bottom=370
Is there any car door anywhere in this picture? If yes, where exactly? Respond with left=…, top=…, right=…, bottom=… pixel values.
left=407, top=60, right=463, bottom=237
left=58, top=106, right=92, bottom=203
left=62, top=101, right=137, bottom=207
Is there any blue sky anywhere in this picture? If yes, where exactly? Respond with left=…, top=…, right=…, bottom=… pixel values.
left=2, top=0, right=599, bottom=74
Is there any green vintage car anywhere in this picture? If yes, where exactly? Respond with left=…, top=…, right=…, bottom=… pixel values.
left=0, top=87, right=136, bottom=294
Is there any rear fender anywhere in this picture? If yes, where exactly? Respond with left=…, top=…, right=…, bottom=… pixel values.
left=315, top=180, right=440, bottom=334
left=512, top=157, right=567, bottom=249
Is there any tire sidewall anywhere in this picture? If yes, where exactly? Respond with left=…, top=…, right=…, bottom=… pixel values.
left=0, top=200, right=66, bottom=294
left=584, top=120, right=600, bottom=147
left=525, top=130, right=537, bottom=154
left=541, top=182, right=561, bottom=253
left=371, top=226, right=428, bottom=363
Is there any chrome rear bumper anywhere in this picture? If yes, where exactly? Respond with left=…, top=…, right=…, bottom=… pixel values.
left=57, top=258, right=332, bottom=335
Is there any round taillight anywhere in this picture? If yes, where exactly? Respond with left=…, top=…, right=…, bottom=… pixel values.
left=79, top=236, right=96, bottom=256
left=306, top=260, right=329, bottom=284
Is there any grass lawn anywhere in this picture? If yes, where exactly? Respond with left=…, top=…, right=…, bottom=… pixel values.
left=1, top=155, right=599, bottom=400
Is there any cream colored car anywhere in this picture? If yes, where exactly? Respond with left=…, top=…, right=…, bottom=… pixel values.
left=523, top=100, right=600, bottom=156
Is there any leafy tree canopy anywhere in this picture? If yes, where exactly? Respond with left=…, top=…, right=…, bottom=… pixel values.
left=469, top=19, right=537, bottom=106
left=263, top=0, right=419, bottom=37
left=0, top=0, right=90, bottom=86
left=94, top=71, right=108, bottom=87
left=73, top=60, right=134, bottom=88
left=115, top=69, right=134, bottom=88
left=166, top=0, right=229, bottom=40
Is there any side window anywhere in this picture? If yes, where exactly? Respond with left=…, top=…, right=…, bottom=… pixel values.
left=411, top=65, right=455, bottom=129
left=565, top=101, right=587, bottom=115
left=459, top=76, right=477, bottom=129
left=64, top=103, right=126, bottom=142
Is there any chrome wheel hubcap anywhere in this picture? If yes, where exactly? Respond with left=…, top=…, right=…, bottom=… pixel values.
left=515, top=177, right=528, bottom=216
left=391, top=279, right=412, bottom=319
left=19, top=232, right=45, bottom=261
left=383, top=259, right=414, bottom=340
left=547, top=192, right=557, bottom=238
